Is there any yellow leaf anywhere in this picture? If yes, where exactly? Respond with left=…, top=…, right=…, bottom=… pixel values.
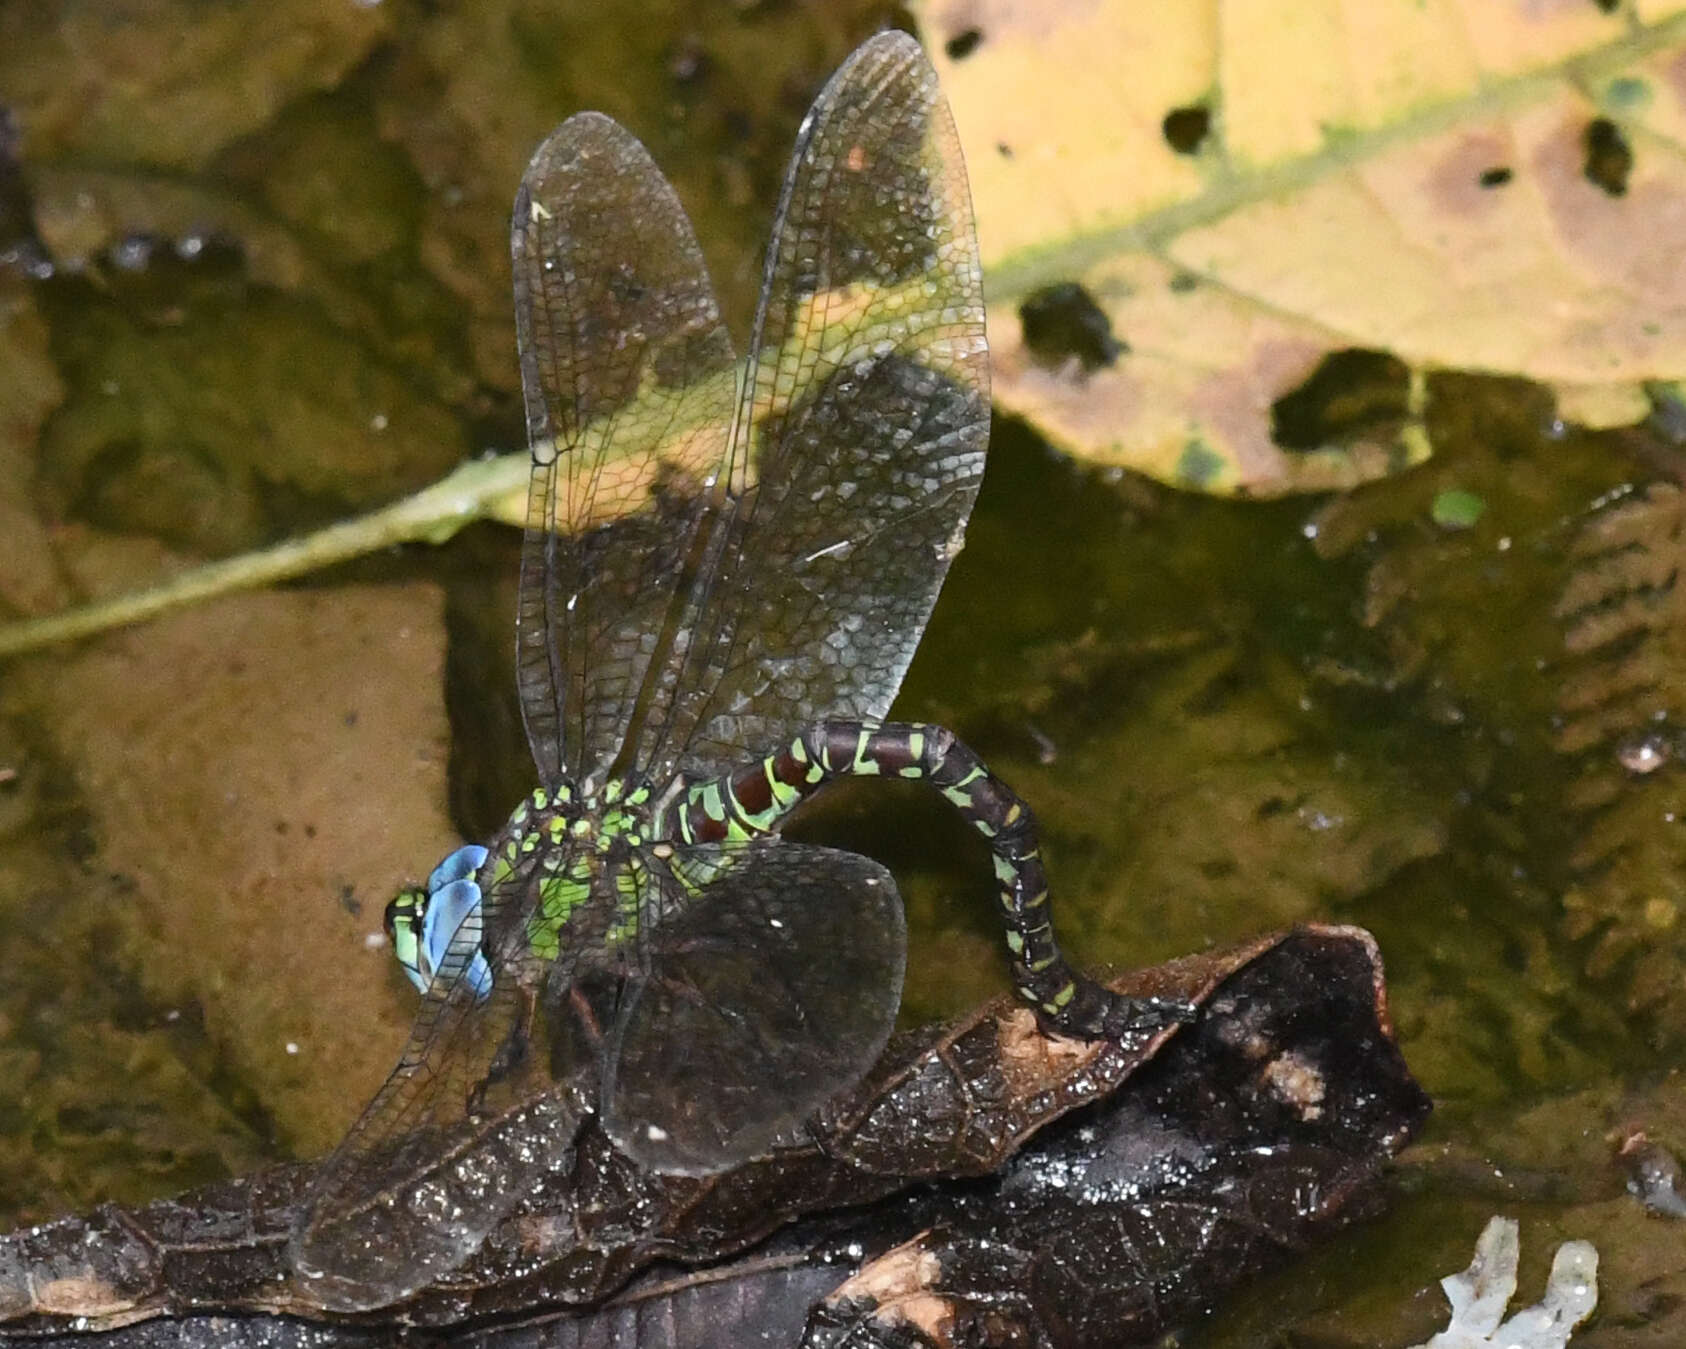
left=915, top=0, right=1686, bottom=493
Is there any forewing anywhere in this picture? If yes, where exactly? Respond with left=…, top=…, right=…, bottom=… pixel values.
left=624, top=31, right=989, bottom=784
left=601, top=841, right=906, bottom=1173
left=290, top=857, right=590, bottom=1311
left=512, top=111, right=738, bottom=787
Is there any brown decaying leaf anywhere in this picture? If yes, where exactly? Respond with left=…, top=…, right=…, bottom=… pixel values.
left=0, top=927, right=1427, bottom=1347
left=1310, top=394, right=1686, bottom=1045
left=4, top=585, right=460, bottom=1166
left=1554, top=482, right=1686, bottom=1034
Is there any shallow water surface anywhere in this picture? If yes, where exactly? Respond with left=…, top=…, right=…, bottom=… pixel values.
left=0, top=4, right=1681, bottom=1344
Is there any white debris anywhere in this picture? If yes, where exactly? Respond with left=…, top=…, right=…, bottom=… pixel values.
left=1411, top=1217, right=1597, bottom=1349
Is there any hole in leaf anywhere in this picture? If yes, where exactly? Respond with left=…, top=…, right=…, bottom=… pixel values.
left=1271, top=350, right=1411, bottom=450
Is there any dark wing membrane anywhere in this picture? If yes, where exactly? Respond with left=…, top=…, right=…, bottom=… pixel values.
left=290, top=851, right=601, bottom=1311
left=512, top=111, right=738, bottom=788
left=626, top=31, right=990, bottom=785
left=601, top=840, right=906, bottom=1173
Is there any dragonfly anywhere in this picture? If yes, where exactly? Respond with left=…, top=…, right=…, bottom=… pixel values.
left=289, top=30, right=1191, bottom=1313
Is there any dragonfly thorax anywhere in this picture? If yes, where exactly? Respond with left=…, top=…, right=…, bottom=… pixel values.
left=387, top=776, right=667, bottom=998
left=502, top=776, right=660, bottom=854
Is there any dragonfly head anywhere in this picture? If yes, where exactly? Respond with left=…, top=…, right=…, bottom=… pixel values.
left=384, top=843, right=493, bottom=999
left=385, top=886, right=431, bottom=994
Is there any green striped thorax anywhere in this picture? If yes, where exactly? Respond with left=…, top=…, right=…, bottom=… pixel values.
left=389, top=776, right=667, bottom=1000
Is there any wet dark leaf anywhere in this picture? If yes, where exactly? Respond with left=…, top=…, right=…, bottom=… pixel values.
left=0, top=926, right=1427, bottom=1347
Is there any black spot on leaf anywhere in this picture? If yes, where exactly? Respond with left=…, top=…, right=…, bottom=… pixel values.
left=1162, top=105, right=1211, bottom=155
left=1020, top=283, right=1126, bottom=372
left=945, top=28, right=983, bottom=60
left=1583, top=117, right=1632, bottom=196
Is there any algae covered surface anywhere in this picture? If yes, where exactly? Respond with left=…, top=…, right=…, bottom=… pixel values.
left=1, top=1, right=1685, bottom=1344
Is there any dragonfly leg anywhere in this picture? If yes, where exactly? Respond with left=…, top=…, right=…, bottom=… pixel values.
left=673, top=719, right=1196, bottom=1043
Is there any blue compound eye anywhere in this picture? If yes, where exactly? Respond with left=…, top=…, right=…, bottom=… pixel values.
left=426, top=844, right=489, bottom=895
left=419, top=876, right=491, bottom=1000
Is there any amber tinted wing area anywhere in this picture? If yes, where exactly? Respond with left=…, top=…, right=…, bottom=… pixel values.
left=624, top=31, right=990, bottom=784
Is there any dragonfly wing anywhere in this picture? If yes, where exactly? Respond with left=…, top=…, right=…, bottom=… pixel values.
left=512, top=111, right=738, bottom=787
left=631, top=32, right=990, bottom=783
left=290, top=859, right=589, bottom=1311
left=601, top=840, right=906, bottom=1173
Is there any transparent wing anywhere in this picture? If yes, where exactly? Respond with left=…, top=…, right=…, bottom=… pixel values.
left=294, top=31, right=978, bottom=1305
left=631, top=31, right=991, bottom=784
left=513, top=35, right=986, bottom=790
left=602, top=840, right=906, bottom=1173
left=290, top=850, right=601, bottom=1312
left=512, top=111, right=738, bottom=788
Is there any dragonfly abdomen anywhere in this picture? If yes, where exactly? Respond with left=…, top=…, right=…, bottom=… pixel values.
left=669, top=719, right=1094, bottom=1023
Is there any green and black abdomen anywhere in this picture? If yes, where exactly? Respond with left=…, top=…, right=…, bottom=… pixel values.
left=668, top=719, right=1156, bottom=1032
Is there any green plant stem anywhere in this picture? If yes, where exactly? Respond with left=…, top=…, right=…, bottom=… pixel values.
left=0, top=452, right=526, bottom=659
